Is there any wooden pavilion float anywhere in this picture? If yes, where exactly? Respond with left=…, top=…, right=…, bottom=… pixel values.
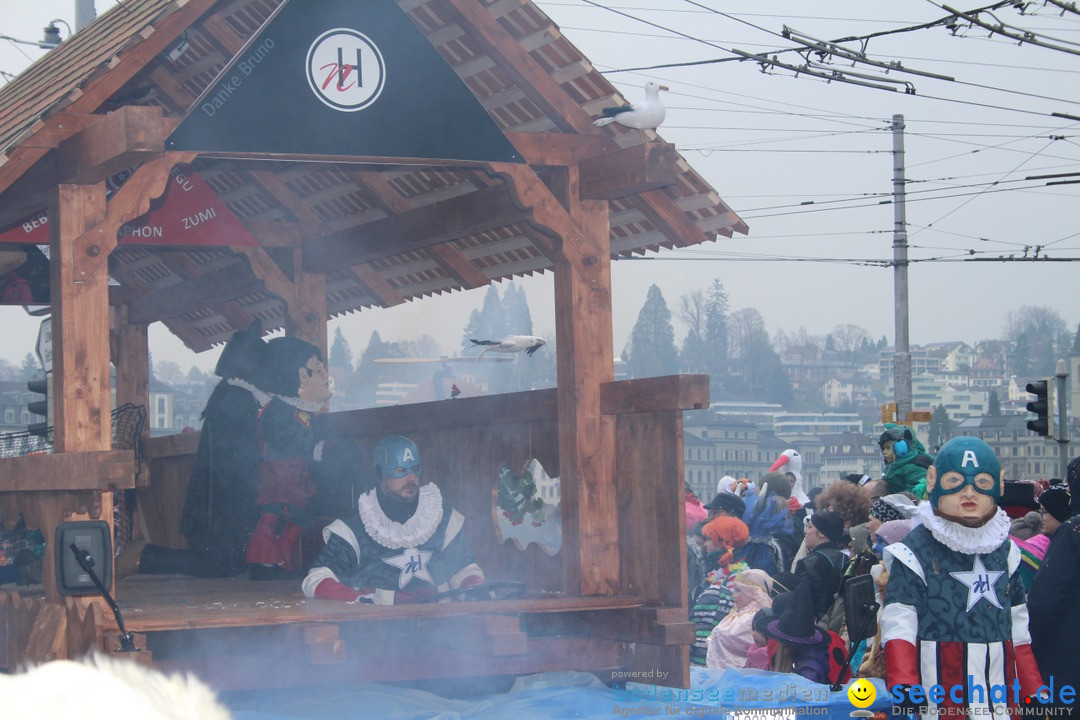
left=0, top=0, right=746, bottom=691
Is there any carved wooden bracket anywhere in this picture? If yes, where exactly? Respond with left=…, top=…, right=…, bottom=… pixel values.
left=70, top=151, right=197, bottom=280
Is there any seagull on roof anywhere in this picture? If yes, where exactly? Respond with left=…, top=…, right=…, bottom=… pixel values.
left=470, top=335, right=546, bottom=360
left=592, top=81, right=669, bottom=130
left=769, top=448, right=810, bottom=506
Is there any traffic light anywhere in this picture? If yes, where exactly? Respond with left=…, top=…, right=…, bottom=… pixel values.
left=1025, top=378, right=1054, bottom=438
left=27, top=375, right=49, bottom=437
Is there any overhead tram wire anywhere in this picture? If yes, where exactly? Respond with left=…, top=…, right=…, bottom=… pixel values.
left=737, top=180, right=1079, bottom=221
left=579, top=0, right=1080, bottom=121
left=908, top=135, right=1065, bottom=238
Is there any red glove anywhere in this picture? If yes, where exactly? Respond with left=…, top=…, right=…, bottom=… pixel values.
left=313, top=578, right=371, bottom=603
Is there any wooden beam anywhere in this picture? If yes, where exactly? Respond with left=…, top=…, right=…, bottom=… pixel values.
left=290, top=253, right=328, bottom=356
left=440, top=0, right=598, bottom=134
left=351, top=263, right=406, bottom=307
left=55, top=106, right=166, bottom=185
left=349, top=170, right=412, bottom=214
left=579, top=143, right=678, bottom=201
left=0, top=451, right=136, bottom=492
left=110, top=305, right=150, bottom=431
left=248, top=170, right=326, bottom=225
left=301, top=184, right=529, bottom=272
left=600, top=375, right=709, bottom=415
left=489, top=163, right=586, bottom=267
left=428, top=243, right=488, bottom=289
left=505, top=132, right=615, bottom=166
left=242, top=221, right=329, bottom=248
left=234, top=246, right=325, bottom=350
left=50, top=182, right=111, bottom=453
left=553, top=194, right=619, bottom=597
left=71, top=152, right=195, bottom=280
left=630, top=190, right=713, bottom=248
left=0, top=0, right=217, bottom=199
left=126, top=262, right=264, bottom=324
left=18, top=112, right=100, bottom=149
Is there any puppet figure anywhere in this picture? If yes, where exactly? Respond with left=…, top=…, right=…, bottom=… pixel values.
left=121, top=321, right=269, bottom=578
left=881, top=436, right=1043, bottom=718
left=246, top=337, right=332, bottom=579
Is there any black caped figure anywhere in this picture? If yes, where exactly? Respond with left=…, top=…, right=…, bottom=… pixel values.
left=124, top=320, right=270, bottom=578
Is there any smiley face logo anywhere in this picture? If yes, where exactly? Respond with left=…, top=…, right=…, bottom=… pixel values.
left=847, top=678, right=876, bottom=708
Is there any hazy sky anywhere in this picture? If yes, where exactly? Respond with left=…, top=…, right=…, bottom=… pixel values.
left=2, top=1, right=1078, bottom=372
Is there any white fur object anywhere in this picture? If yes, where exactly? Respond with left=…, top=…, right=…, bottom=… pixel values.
left=0, top=653, right=231, bottom=720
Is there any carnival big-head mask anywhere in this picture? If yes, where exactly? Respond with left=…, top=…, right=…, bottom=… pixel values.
left=928, top=436, right=1002, bottom=510
left=374, top=434, right=422, bottom=480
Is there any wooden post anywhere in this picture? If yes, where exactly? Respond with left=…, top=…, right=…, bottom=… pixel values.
left=551, top=170, right=618, bottom=596
left=288, top=249, right=328, bottom=360
left=50, top=183, right=111, bottom=453
left=111, top=304, right=150, bottom=428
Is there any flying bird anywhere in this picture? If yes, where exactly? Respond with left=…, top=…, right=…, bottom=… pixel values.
left=470, top=335, right=546, bottom=360
left=592, top=81, right=669, bottom=130
left=769, top=448, right=811, bottom=507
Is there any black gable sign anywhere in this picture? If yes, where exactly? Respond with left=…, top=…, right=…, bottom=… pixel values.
left=166, top=0, right=522, bottom=163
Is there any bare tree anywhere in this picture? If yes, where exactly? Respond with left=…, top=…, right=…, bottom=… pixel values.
left=831, top=324, right=871, bottom=354
left=154, top=360, right=185, bottom=386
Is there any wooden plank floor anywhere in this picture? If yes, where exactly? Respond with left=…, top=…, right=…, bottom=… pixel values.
left=114, top=574, right=655, bottom=632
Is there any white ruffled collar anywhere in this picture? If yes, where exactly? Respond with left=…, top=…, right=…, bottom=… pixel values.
left=358, top=484, right=444, bottom=549
left=226, top=378, right=271, bottom=407
left=271, top=393, right=326, bottom=412
left=913, top=501, right=1009, bottom=555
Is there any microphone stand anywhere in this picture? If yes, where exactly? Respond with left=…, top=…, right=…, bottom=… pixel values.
left=69, top=543, right=140, bottom=653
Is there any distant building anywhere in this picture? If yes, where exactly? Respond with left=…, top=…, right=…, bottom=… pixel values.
left=953, top=414, right=1067, bottom=481
left=148, top=378, right=203, bottom=436
left=774, top=412, right=862, bottom=436
left=819, top=433, right=881, bottom=484
left=0, top=380, right=34, bottom=434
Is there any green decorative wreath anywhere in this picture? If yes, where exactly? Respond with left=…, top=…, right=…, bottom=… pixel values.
left=497, top=464, right=546, bottom=527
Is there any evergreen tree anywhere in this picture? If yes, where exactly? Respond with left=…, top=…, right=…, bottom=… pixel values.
left=19, top=352, right=40, bottom=380
left=460, top=285, right=506, bottom=354
left=627, top=284, right=678, bottom=379
left=988, top=390, right=1001, bottom=416
left=352, top=331, right=397, bottom=407
left=703, top=279, right=729, bottom=377
left=502, top=282, right=533, bottom=336
left=329, top=326, right=354, bottom=372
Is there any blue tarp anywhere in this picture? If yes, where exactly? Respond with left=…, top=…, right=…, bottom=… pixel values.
left=223, top=668, right=894, bottom=720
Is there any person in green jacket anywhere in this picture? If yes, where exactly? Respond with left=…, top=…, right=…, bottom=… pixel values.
left=878, top=423, right=933, bottom=498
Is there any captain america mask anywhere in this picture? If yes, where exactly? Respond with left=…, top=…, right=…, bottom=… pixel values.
left=374, top=435, right=422, bottom=480
left=928, top=436, right=1002, bottom=515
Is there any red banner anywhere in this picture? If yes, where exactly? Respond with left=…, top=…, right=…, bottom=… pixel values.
left=0, top=166, right=257, bottom=247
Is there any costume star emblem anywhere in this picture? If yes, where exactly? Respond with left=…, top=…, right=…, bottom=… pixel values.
left=949, top=555, right=1004, bottom=612
left=383, top=547, right=434, bottom=589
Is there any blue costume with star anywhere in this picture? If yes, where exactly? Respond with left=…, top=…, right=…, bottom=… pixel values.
left=302, top=481, right=484, bottom=604
left=881, top=437, right=1043, bottom=719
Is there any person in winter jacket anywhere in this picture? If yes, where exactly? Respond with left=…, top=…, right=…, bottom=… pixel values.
left=878, top=423, right=933, bottom=498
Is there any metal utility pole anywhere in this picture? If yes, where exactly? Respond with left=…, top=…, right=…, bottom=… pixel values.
left=1056, top=358, right=1069, bottom=479
left=75, top=0, right=96, bottom=31
left=891, top=114, right=912, bottom=420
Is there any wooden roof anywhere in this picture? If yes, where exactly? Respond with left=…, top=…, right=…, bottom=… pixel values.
left=0, top=0, right=746, bottom=352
